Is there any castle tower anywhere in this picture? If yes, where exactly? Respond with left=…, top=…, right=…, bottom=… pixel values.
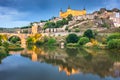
left=83, top=7, right=87, bottom=15
left=59, top=8, right=63, bottom=18
left=83, top=6, right=86, bottom=10
left=60, top=8, right=62, bottom=12
left=67, top=5, right=71, bottom=12
left=68, top=5, right=71, bottom=9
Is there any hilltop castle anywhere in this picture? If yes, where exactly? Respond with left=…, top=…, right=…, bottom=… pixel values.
left=60, top=6, right=87, bottom=18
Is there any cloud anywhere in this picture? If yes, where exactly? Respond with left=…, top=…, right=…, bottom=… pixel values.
left=0, top=21, right=30, bottom=28
left=104, top=0, right=120, bottom=9
left=0, top=6, right=30, bottom=28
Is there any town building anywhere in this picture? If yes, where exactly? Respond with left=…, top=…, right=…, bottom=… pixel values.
left=73, top=14, right=94, bottom=21
left=110, top=12, right=120, bottom=27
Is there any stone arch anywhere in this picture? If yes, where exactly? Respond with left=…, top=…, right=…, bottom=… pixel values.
left=1, top=33, right=30, bottom=48
left=8, top=35, right=21, bottom=43
left=8, top=34, right=28, bottom=48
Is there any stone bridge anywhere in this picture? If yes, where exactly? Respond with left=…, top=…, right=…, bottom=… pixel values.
left=0, top=33, right=31, bottom=48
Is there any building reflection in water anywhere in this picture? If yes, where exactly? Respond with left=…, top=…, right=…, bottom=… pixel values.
left=59, top=66, right=80, bottom=76
left=110, top=62, right=120, bottom=77
left=32, top=51, right=37, bottom=62
left=60, top=42, right=65, bottom=49
left=15, top=46, right=120, bottom=77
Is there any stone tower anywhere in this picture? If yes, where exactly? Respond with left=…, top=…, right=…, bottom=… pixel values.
left=32, top=23, right=38, bottom=34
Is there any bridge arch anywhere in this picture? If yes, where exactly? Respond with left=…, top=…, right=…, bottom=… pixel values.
left=7, top=34, right=29, bottom=48
left=8, top=35, right=21, bottom=44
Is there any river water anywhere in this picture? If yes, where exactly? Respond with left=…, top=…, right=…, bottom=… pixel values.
left=0, top=46, right=120, bottom=80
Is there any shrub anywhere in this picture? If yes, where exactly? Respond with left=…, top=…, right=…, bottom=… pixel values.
left=67, top=14, right=73, bottom=21
left=91, top=39, right=98, bottom=46
left=66, top=34, right=79, bottom=43
left=8, top=47, right=24, bottom=51
left=9, top=36, right=21, bottom=44
left=43, top=36, right=49, bottom=43
left=0, top=46, right=7, bottom=54
left=83, top=29, right=95, bottom=39
left=0, top=53, right=9, bottom=63
left=65, top=26, right=68, bottom=31
left=107, top=39, right=120, bottom=49
left=35, top=40, right=43, bottom=45
left=107, top=33, right=120, bottom=42
left=44, top=21, right=56, bottom=28
left=8, top=43, right=24, bottom=51
left=47, top=38, right=56, bottom=46
left=0, top=36, right=2, bottom=46
left=101, top=37, right=107, bottom=44
left=78, top=37, right=89, bottom=45
left=101, top=23, right=109, bottom=28
left=66, top=43, right=79, bottom=47
left=68, top=29, right=71, bottom=32
left=26, top=37, right=34, bottom=44
left=75, top=28, right=80, bottom=32
left=2, top=41, right=9, bottom=53
left=93, top=30, right=98, bottom=36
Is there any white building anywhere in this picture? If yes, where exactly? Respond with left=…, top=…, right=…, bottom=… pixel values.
left=110, top=12, right=120, bottom=27
left=73, top=14, right=94, bottom=21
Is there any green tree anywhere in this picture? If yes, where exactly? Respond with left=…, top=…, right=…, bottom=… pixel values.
left=107, top=33, right=120, bottom=42
left=2, top=41, right=9, bottom=53
left=0, top=35, right=2, bottom=46
left=78, top=37, right=89, bottom=45
left=44, top=21, right=56, bottom=29
left=83, top=29, right=95, bottom=39
left=55, top=18, right=68, bottom=28
left=65, top=26, right=68, bottom=31
left=101, top=23, right=109, bottom=28
left=67, top=14, right=73, bottom=21
left=62, top=18, right=68, bottom=25
left=55, top=20, right=63, bottom=28
left=26, top=37, right=34, bottom=44
left=107, top=39, right=120, bottom=49
left=66, top=34, right=79, bottom=43
left=75, top=28, right=80, bottom=32
left=35, top=40, right=43, bottom=46
left=47, top=38, right=56, bottom=46
left=9, top=36, right=21, bottom=44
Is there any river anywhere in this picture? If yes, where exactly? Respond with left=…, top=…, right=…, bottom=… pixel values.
left=0, top=46, right=120, bottom=80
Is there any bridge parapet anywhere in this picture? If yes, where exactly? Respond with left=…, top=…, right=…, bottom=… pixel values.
left=0, top=33, right=31, bottom=48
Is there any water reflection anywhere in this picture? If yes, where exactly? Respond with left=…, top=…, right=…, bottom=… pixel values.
left=20, top=46, right=120, bottom=77
left=58, top=65, right=80, bottom=76
left=1, top=45, right=120, bottom=80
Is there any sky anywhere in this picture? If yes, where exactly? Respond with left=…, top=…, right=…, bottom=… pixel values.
left=0, top=0, right=120, bottom=28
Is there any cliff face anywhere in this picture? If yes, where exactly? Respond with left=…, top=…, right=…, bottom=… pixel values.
left=95, top=18, right=114, bottom=28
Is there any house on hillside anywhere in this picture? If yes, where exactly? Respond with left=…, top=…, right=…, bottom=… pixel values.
left=110, top=12, right=120, bottom=27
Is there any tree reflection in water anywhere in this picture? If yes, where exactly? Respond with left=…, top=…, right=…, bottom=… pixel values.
left=16, top=45, right=120, bottom=77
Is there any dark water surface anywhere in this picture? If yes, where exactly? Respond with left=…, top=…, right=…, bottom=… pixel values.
left=0, top=46, right=120, bottom=80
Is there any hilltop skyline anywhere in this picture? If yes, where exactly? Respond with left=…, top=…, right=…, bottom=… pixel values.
left=0, top=0, right=120, bottom=28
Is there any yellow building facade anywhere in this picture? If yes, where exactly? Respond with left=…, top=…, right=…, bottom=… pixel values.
left=60, top=7, right=87, bottom=18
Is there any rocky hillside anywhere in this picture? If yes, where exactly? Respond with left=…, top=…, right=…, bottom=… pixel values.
left=67, top=18, right=114, bottom=33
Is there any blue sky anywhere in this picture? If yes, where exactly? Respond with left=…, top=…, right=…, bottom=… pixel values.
left=0, top=0, right=120, bottom=28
